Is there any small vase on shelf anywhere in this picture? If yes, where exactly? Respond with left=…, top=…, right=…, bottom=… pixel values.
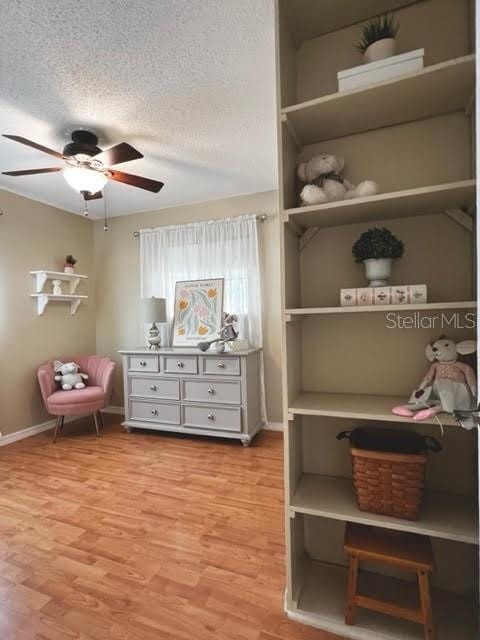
left=64, top=254, right=77, bottom=274
left=363, top=257, right=393, bottom=287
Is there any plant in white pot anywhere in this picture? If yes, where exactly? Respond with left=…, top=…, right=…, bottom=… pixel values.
left=356, top=14, right=400, bottom=63
left=64, top=254, right=77, bottom=274
left=352, top=227, right=404, bottom=287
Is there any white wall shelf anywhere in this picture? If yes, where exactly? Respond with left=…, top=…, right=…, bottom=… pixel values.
left=288, top=392, right=457, bottom=427
left=285, top=301, right=477, bottom=317
left=282, top=55, right=474, bottom=145
left=288, top=559, right=476, bottom=640
left=291, top=474, right=478, bottom=545
left=283, top=180, right=475, bottom=230
left=31, top=293, right=87, bottom=316
left=30, top=270, right=88, bottom=295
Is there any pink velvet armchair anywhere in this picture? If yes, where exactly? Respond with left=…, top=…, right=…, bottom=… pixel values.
left=38, top=355, right=116, bottom=442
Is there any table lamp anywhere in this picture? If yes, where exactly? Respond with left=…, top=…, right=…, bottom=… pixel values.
left=143, top=297, right=167, bottom=350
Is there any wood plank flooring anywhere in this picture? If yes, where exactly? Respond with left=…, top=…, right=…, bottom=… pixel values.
left=0, top=417, right=340, bottom=640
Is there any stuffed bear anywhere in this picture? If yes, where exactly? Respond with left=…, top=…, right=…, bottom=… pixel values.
left=392, top=336, right=476, bottom=424
left=54, top=360, right=89, bottom=390
left=298, top=153, right=378, bottom=206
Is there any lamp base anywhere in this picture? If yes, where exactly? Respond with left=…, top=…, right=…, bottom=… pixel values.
left=147, top=323, right=161, bottom=350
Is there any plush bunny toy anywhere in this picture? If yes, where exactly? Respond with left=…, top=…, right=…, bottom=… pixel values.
left=54, top=360, right=89, bottom=390
left=298, top=153, right=378, bottom=206
left=392, top=336, right=476, bottom=422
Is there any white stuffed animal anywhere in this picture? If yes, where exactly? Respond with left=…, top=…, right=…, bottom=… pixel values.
left=54, top=360, right=89, bottom=390
left=298, top=153, right=378, bottom=206
left=392, top=336, right=476, bottom=423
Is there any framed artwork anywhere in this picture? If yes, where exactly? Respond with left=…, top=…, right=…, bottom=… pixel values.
left=172, top=278, right=224, bottom=346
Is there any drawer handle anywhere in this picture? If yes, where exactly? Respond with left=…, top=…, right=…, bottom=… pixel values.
left=207, top=413, right=215, bottom=421
left=177, top=361, right=184, bottom=368
left=139, top=360, right=147, bottom=367
left=151, top=409, right=158, bottom=416
left=208, top=388, right=215, bottom=395
left=150, top=385, right=157, bottom=391
left=217, top=363, right=226, bottom=369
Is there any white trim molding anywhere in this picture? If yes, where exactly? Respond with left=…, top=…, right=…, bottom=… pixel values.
left=0, top=415, right=76, bottom=446
left=103, top=406, right=285, bottom=431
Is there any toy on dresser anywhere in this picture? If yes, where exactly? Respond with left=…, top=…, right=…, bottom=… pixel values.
left=197, top=313, right=239, bottom=353
left=297, top=153, right=378, bottom=206
left=392, top=336, right=477, bottom=427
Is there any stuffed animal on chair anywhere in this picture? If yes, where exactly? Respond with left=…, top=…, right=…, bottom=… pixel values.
left=54, top=360, right=89, bottom=390
left=392, top=336, right=477, bottom=422
left=298, top=153, right=378, bottom=206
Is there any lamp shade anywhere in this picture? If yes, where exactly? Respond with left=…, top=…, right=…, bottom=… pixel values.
left=143, top=297, right=167, bottom=323
left=63, top=166, right=109, bottom=194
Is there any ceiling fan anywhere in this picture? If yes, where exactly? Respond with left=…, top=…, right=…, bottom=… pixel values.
left=1, top=130, right=164, bottom=202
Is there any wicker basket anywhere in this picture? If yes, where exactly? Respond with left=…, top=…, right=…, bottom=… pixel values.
left=350, top=447, right=427, bottom=520
left=337, top=428, right=441, bottom=521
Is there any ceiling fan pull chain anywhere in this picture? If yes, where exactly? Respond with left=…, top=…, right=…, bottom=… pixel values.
left=83, top=198, right=89, bottom=217
left=104, top=191, right=109, bottom=232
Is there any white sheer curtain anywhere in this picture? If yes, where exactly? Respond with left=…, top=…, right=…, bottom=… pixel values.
left=140, top=214, right=266, bottom=420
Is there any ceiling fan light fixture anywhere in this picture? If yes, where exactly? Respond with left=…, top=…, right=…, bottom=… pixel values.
left=63, top=166, right=108, bottom=194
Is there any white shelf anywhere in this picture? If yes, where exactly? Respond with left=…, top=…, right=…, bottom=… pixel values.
left=30, top=270, right=88, bottom=294
left=30, top=294, right=87, bottom=316
left=291, top=474, right=478, bottom=545
left=288, top=392, right=457, bottom=427
left=283, top=180, right=475, bottom=230
left=285, top=301, right=477, bottom=317
left=282, top=55, right=475, bottom=145
left=288, top=559, right=477, bottom=640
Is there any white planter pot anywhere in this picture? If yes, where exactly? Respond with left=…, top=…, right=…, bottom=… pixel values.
left=364, top=38, right=396, bottom=64
left=64, top=266, right=75, bottom=274
left=364, top=258, right=392, bottom=287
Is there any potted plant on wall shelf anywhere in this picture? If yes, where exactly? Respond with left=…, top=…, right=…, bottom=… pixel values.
left=64, top=254, right=78, bottom=274
left=352, top=227, right=404, bottom=287
left=356, top=14, right=399, bottom=63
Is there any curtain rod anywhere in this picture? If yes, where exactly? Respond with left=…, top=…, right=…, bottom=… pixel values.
left=132, top=214, right=267, bottom=237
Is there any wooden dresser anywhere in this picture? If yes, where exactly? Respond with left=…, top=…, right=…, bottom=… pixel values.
left=119, top=348, right=263, bottom=445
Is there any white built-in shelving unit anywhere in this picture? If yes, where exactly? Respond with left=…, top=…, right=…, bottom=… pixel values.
left=30, top=270, right=88, bottom=315
left=276, top=1, right=478, bottom=638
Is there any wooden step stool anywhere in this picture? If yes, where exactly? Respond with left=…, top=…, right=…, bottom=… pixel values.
left=344, top=522, right=435, bottom=640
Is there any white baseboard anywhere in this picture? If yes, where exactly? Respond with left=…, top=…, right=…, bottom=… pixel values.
left=0, top=415, right=77, bottom=447
left=102, top=405, right=125, bottom=415
left=103, top=406, right=284, bottom=432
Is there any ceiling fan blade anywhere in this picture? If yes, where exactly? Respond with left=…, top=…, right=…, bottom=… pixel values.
left=84, top=191, right=103, bottom=201
left=2, top=167, right=62, bottom=176
left=109, top=170, right=164, bottom=193
left=92, top=142, right=143, bottom=166
left=2, top=135, right=63, bottom=158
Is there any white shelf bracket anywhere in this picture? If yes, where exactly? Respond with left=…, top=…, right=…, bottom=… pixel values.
left=287, top=412, right=295, bottom=422
left=444, top=208, right=473, bottom=232
left=36, top=295, right=49, bottom=316
left=69, top=277, right=81, bottom=294
left=284, top=218, right=304, bottom=239
left=34, top=272, right=48, bottom=293
left=70, top=299, right=82, bottom=315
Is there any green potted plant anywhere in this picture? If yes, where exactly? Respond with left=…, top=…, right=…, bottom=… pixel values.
left=352, top=227, right=404, bottom=286
left=356, top=14, right=400, bottom=63
left=64, top=254, right=78, bottom=274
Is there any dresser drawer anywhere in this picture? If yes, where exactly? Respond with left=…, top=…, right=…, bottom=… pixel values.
left=163, top=355, right=198, bottom=375
left=130, top=376, right=180, bottom=400
left=128, top=355, right=159, bottom=373
left=182, top=379, right=241, bottom=405
left=183, top=405, right=241, bottom=432
left=130, top=400, right=180, bottom=424
left=202, top=356, right=240, bottom=376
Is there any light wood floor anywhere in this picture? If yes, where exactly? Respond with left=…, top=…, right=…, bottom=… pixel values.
left=0, top=417, right=340, bottom=640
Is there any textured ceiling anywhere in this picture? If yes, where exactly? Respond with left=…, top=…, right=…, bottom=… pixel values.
left=0, top=1, right=277, bottom=219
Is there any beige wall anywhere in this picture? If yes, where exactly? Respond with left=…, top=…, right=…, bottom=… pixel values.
left=93, top=190, right=283, bottom=424
left=0, top=190, right=96, bottom=435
